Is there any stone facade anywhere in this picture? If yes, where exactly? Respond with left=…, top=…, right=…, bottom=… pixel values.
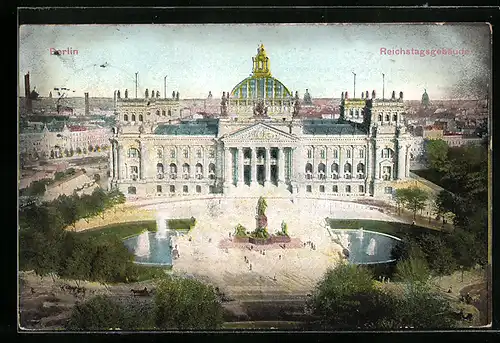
left=109, top=44, right=413, bottom=199
left=109, top=97, right=412, bottom=199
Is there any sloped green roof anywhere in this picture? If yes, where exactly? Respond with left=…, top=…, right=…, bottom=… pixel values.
left=154, top=119, right=219, bottom=136
left=302, top=119, right=366, bottom=135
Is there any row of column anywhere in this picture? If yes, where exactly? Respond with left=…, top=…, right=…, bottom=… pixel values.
left=224, top=146, right=287, bottom=186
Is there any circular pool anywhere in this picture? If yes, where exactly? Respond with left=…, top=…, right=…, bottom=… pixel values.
left=329, top=229, right=402, bottom=265
left=123, top=231, right=174, bottom=266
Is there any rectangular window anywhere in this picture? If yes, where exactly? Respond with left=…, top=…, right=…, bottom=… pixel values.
left=197, top=150, right=202, bottom=158
left=332, top=185, right=338, bottom=192
left=170, top=185, right=175, bottom=193
left=307, top=150, right=312, bottom=159
left=359, top=149, right=364, bottom=158
left=333, top=150, right=338, bottom=159
left=346, top=185, right=351, bottom=193
left=320, top=150, right=326, bottom=159
left=346, top=150, right=351, bottom=159
left=385, top=187, right=393, bottom=194
left=209, top=149, right=215, bottom=158
left=184, top=149, right=189, bottom=158
left=183, top=185, right=188, bottom=193
left=130, top=166, right=138, bottom=174
left=157, top=185, right=162, bottom=193
left=306, top=185, right=312, bottom=193
left=170, top=149, right=176, bottom=158
left=196, top=185, right=202, bottom=193
left=319, top=185, right=325, bottom=193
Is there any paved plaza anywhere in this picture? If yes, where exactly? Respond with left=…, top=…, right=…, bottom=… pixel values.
left=139, top=196, right=403, bottom=297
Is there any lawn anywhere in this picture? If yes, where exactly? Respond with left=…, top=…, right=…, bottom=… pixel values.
left=135, top=264, right=172, bottom=282
left=327, top=219, right=441, bottom=238
left=77, top=220, right=157, bottom=240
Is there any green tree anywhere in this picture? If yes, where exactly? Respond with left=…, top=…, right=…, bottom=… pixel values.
left=387, top=283, right=458, bottom=329
left=154, top=276, right=224, bottom=330
left=394, top=255, right=431, bottom=284
left=418, top=233, right=457, bottom=275
left=66, top=295, right=124, bottom=330
left=59, top=234, right=95, bottom=281
left=309, top=263, right=382, bottom=329
left=397, top=187, right=429, bottom=220
left=425, top=139, right=449, bottom=172
left=89, top=236, right=133, bottom=283
left=55, top=194, right=79, bottom=229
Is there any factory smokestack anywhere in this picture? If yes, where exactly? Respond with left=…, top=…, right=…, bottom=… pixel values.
left=24, top=72, right=32, bottom=113
left=85, top=92, right=89, bottom=116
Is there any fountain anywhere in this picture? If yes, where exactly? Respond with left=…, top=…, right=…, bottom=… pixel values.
left=366, top=238, right=376, bottom=256
left=329, top=229, right=401, bottom=264
left=135, top=231, right=151, bottom=257
left=357, top=227, right=364, bottom=241
left=156, top=215, right=169, bottom=239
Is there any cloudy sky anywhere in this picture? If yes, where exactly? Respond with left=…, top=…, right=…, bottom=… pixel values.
left=19, top=23, right=491, bottom=100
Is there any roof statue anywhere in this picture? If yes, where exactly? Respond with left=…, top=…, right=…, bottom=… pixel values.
left=303, top=89, right=312, bottom=105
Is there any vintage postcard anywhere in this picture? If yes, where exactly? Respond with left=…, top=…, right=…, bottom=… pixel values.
left=18, top=22, right=491, bottom=331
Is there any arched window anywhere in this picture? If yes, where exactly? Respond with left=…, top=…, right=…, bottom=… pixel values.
left=331, top=163, right=339, bottom=173
left=385, top=114, right=390, bottom=121
left=318, top=163, right=326, bottom=180
left=357, top=163, right=365, bottom=173
left=124, top=114, right=129, bottom=121
left=318, top=163, right=326, bottom=173
left=131, top=114, right=136, bottom=122
left=305, top=163, right=313, bottom=173
left=157, top=163, right=164, bottom=178
left=346, top=185, right=351, bottom=193
left=208, top=163, right=216, bottom=179
left=128, top=148, right=139, bottom=158
left=127, top=186, right=136, bottom=195
left=359, top=185, right=364, bottom=193
left=196, top=185, right=202, bottom=193
left=378, top=114, right=382, bottom=122
left=344, top=162, right=352, bottom=173
left=393, top=114, right=397, bottom=121
left=169, top=163, right=177, bottom=179
left=162, top=110, right=166, bottom=116
left=168, top=109, right=172, bottom=116
left=195, top=163, right=203, bottom=179
left=139, top=115, right=144, bottom=122
left=156, top=110, right=160, bottom=116
left=183, top=163, right=190, bottom=179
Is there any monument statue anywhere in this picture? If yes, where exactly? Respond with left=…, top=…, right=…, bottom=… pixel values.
left=124, top=89, right=128, bottom=99
left=145, top=88, right=149, bottom=98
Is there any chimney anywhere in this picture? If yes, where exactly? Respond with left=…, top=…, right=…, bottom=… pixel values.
left=24, top=72, right=32, bottom=113
left=85, top=92, right=89, bottom=116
